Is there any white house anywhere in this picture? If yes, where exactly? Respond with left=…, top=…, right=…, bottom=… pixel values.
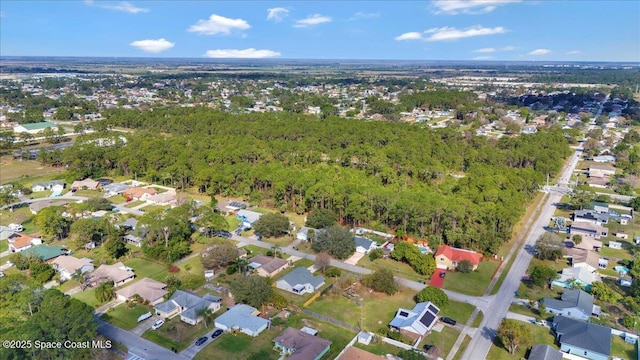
left=214, top=304, right=270, bottom=337
left=51, top=256, right=94, bottom=281
left=154, top=290, right=221, bottom=325
left=389, top=302, right=440, bottom=339
left=354, top=236, right=377, bottom=254
left=236, top=210, right=263, bottom=229
left=608, top=241, right=622, bottom=250
left=275, top=267, right=325, bottom=295
left=297, top=227, right=318, bottom=242
left=31, top=180, right=65, bottom=193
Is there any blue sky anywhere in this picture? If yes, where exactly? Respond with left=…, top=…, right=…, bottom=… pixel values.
left=1, top=1, right=638, bottom=61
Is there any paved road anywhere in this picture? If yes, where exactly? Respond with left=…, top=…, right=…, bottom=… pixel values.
left=95, top=317, right=189, bottom=360
left=2, top=195, right=89, bottom=210
left=459, top=139, right=588, bottom=358
left=179, top=328, right=222, bottom=359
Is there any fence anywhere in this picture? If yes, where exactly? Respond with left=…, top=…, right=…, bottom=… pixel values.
left=301, top=309, right=361, bottom=333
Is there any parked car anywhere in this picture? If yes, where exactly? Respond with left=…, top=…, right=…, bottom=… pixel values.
left=423, top=344, right=434, bottom=351
left=439, top=272, right=446, bottom=278
left=211, top=329, right=223, bottom=339
left=214, top=230, right=232, bottom=238
left=151, top=319, right=165, bottom=330
left=195, top=336, right=208, bottom=346
left=440, top=317, right=456, bottom=326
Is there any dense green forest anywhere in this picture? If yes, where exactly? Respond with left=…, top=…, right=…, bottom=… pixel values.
left=45, top=108, right=571, bottom=253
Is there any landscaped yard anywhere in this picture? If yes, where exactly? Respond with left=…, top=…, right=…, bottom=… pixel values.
left=194, top=330, right=279, bottom=360
left=58, top=279, right=80, bottom=293
left=100, top=303, right=153, bottom=330
left=124, top=258, right=170, bottom=282
left=242, top=245, right=270, bottom=257
left=358, top=256, right=425, bottom=282
left=143, top=315, right=211, bottom=352
left=443, top=260, right=501, bottom=296
left=440, top=301, right=476, bottom=324
left=486, top=322, right=557, bottom=360
left=0, top=156, right=65, bottom=184
left=107, top=194, right=128, bottom=204
left=71, top=288, right=103, bottom=308
left=225, top=216, right=241, bottom=231
left=420, top=326, right=460, bottom=357
left=124, top=200, right=145, bottom=208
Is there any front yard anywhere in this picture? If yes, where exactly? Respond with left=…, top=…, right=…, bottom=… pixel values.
left=420, top=326, right=460, bottom=357
left=358, top=256, right=425, bottom=282
left=486, top=322, right=557, bottom=360
left=143, top=315, right=213, bottom=352
left=100, top=303, right=153, bottom=330
left=443, top=260, right=501, bottom=296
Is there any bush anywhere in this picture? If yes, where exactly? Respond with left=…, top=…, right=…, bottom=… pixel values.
left=325, top=267, right=342, bottom=278
left=361, top=269, right=398, bottom=295
left=415, top=286, right=449, bottom=307
left=458, top=259, right=474, bottom=273
left=369, top=248, right=384, bottom=261
left=168, top=264, right=180, bottom=273
left=226, top=265, right=238, bottom=275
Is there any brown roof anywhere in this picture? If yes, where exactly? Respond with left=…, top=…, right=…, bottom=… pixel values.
left=273, top=327, right=331, bottom=360
left=565, top=248, right=600, bottom=269
left=115, top=277, right=168, bottom=302
left=249, top=255, right=288, bottom=275
left=52, top=255, right=93, bottom=273
left=91, top=262, right=135, bottom=284
left=71, top=178, right=101, bottom=189
left=9, top=233, right=33, bottom=249
left=337, top=346, right=385, bottom=360
left=122, top=187, right=157, bottom=199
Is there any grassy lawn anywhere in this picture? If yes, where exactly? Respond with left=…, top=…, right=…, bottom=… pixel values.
left=30, top=191, right=52, bottom=199
left=242, top=245, right=270, bottom=257
left=124, top=200, right=146, bottom=208
left=358, top=256, right=425, bottom=283
left=71, top=288, right=103, bottom=308
left=611, top=334, right=638, bottom=360
left=0, top=240, right=7, bottom=253
left=509, top=304, right=539, bottom=318
left=443, top=260, right=501, bottom=296
left=421, top=326, right=460, bottom=356
left=107, top=194, right=128, bottom=204
left=178, top=256, right=204, bottom=277
left=124, top=258, right=170, bottom=282
left=58, top=279, right=80, bottom=293
left=306, top=293, right=361, bottom=327
left=354, top=341, right=400, bottom=356
left=472, top=311, right=484, bottom=328
left=225, top=216, right=241, bottom=231
left=452, top=335, right=471, bottom=360
left=600, top=241, right=636, bottom=261
left=142, top=315, right=211, bottom=352
left=0, top=206, right=35, bottom=232
left=440, top=301, right=475, bottom=324
left=487, top=323, right=557, bottom=360
left=0, top=156, right=65, bottom=184
left=74, top=189, right=104, bottom=198
left=142, top=205, right=169, bottom=213
left=100, top=303, right=153, bottom=330
left=262, top=236, right=295, bottom=247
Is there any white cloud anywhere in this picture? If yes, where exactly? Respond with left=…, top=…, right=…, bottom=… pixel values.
left=130, top=38, right=174, bottom=53
left=432, top=0, right=521, bottom=15
left=188, top=14, right=250, bottom=35
left=349, top=12, right=380, bottom=20
left=529, top=48, right=551, bottom=55
left=500, top=45, right=515, bottom=51
left=566, top=50, right=581, bottom=55
left=474, top=47, right=496, bottom=53
left=425, top=25, right=506, bottom=41
left=294, top=14, right=332, bottom=28
left=395, top=32, right=423, bottom=41
left=266, top=7, right=289, bottom=22
left=102, top=1, right=149, bottom=14
left=473, top=56, right=493, bottom=60
left=204, top=48, right=281, bottom=58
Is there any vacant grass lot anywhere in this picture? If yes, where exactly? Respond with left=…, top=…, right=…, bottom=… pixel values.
left=443, top=260, right=501, bottom=296
left=0, top=156, right=64, bottom=184
left=101, top=303, right=152, bottom=330
left=487, top=322, right=557, bottom=360
left=358, top=256, right=425, bottom=282
left=71, top=288, right=102, bottom=308
left=0, top=206, right=36, bottom=233
left=124, top=258, right=169, bottom=282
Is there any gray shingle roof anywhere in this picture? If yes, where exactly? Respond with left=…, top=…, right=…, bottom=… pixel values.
left=543, top=289, right=593, bottom=316
left=154, top=290, right=216, bottom=321
left=528, top=345, right=562, bottom=360
left=215, top=304, right=269, bottom=333
left=279, top=267, right=325, bottom=289
left=273, top=327, right=331, bottom=360
left=354, top=236, right=374, bottom=249
left=553, top=315, right=611, bottom=356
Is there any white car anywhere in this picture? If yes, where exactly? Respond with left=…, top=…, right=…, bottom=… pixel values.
left=151, top=320, right=165, bottom=330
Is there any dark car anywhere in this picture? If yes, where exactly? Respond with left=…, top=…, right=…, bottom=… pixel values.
left=195, top=336, right=208, bottom=346
left=211, top=329, right=223, bottom=339
left=214, top=230, right=232, bottom=238
left=439, top=271, right=446, bottom=278
left=423, top=344, right=434, bottom=351
left=440, top=317, right=457, bottom=326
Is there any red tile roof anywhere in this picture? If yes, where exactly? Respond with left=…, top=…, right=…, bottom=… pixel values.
left=435, top=245, right=481, bottom=265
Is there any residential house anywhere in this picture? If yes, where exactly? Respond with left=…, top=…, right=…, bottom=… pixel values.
left=336, top=346, right=383, bottom=360
left=71, top=178, right=101, bottom=190
left=32, top=180, right=65, bottom=193
left=13, top=121, right=58, bottom=134
left=236, top=209, right=262, bottom=229
left=273, top=327, right=331, bottom=360
left=588, top=164, right=616, bottom=178
left=276, top=267, right=325, bottom=295
left=554, top=267, right=601, bottom=289
left=592, top=155, right=615, bottom=163
left=0, top=226, right=13, bottom=240
left=216, top=200, right=248, bottom=216
left=122, top=187, right=157, bottom=201
left=565, top=248, right=601, bottom=273
left=214, top=304, right=270, bottom=337
left=154, top=290, right=221, bottom=325
left=542, top=289, right=599, bottom=321
left=29, top=199, right=69, bottom=214
left=572, top=210, right=608, bottom=226
left=527, top=345, right=562, bottom=360
left=123, top=234, right=143, bottom=247
left=569, top=222, right=608, bottom=240
left=8, top=232, right=42, bottom=252
left=116, top=218, right=139, bottom=231
left=248, top=255, right=289, bottom=277
left=51, top=256, right=94, bottom=281
left=614, top=231, right=628, bottom=240
left=587, top=177, right=609, bottom=189
left=608, top=241, right=622, bottom=250
left=589, top=202, right=609, bottom=214
left=90, top=262, right=135, bottom=286
left=354, top=236, right=377, bottom=254
left=434, top=245, right=482, bottom=270
left=147, top=191, right=177, bottom=206
left=567, top=235, right=603, bottom=252
left=552, top=315, right=611, bottom=360
left=20, top=244, right=65, bottom=262
left=116, top=277, right=168, bottom=305
left=389, top=301, right=440, bottom=339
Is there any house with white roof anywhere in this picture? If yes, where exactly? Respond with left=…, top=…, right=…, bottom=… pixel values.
left=214, top=304, right=270, bottom=337
left=388, top=301, right=440, bottom=339
left=154, top=290, right=221, bottom=325
left=51, top=255, right=94, bottom=281
left=236, top=209, right=262, bottom=229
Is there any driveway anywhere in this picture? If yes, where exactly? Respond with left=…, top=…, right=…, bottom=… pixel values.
left=344, top=252, right=365, bottom=265
left=180, top=328, right=222, bottom=359
left=131, top=314, right=163, bottom=336
left=429, top=269, right=446, bottom=288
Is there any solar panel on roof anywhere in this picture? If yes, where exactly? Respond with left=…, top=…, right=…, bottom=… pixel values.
left=419, top=312, right=436, bottom=327
left=399, top=311, right=409, bottom=317
left=428, top=304, right=439, bottom=314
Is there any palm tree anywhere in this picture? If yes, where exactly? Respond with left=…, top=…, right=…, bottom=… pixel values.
left=271, top=245, right=281, bottom=258
left=72, top=269, right=88, bottom=291
left=235, top=257, right=249, bottom=276
left=197, top=308, right=215, bottom=328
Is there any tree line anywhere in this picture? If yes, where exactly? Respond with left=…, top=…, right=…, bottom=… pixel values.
left=41, top=107, right=571, bottom=254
